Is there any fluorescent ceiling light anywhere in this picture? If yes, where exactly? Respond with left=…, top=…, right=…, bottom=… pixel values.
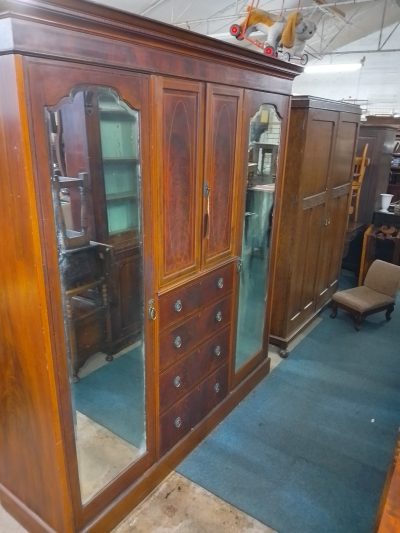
left=304, top=63, right=362, bottom=74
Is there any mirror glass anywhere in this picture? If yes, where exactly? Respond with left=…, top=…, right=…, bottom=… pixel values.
left=47, top=87, right=146, bottom=503
left=235, top=104, right=281, bottom=371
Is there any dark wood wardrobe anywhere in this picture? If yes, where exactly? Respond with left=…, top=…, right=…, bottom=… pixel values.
left=0, top=1, right=301, bottom=531
left=270, top=96, right=361, bottom=355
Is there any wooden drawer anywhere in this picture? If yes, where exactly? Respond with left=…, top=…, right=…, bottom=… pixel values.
left=159, top=326, right=230, bottom=412
left=159, top=279, right=201, bottom=331
left=200, top=262, right=234, bottom=306
left=159, top=364, right=228, bottom=455
left=158, top=262, right=234, bottom=331
left=159, top=295, right=232, bottom=371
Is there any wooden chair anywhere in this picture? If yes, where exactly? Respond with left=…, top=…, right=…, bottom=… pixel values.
left=349, top=143, right=370, bottom=223
left=330, top=259, right=400, bottom=330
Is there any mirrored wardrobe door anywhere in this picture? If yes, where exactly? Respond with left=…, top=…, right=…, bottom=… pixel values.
left=234, top=99, right=284, bottom=374
left=44, top=83, right=152, bottom=505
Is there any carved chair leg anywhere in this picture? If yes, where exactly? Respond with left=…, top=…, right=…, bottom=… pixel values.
left=386, top=304, right=395, bottom=321
left=353, top=313, right=363, bottom=331
left=330, top=302, right=338, bottom=318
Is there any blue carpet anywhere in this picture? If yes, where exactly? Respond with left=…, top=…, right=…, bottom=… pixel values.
left=178, top=274, right=400, bottom=533
left=73, top=347, right=145, bottom=448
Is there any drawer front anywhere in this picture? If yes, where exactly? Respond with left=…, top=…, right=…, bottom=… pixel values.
left=159, top=327, right=230, bottom=412
left=200, top=262, right=234, bottom=307
left=158, top=262, right=234, bottom=331
left=159, top=295, right=232, bottom=371
left=159, top=364, right=228, bottom=455
left=159, top=280, right=201, bottom=331
left=202, top=296, right=231, bottom=335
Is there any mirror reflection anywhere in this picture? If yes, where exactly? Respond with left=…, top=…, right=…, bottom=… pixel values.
left=47, top=87, right=146, bottom=503
left=235, top=104, right=281, bottom=371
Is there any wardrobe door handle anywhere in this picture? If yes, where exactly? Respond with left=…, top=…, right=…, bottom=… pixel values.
left=204, top=183, right=211, bottom=239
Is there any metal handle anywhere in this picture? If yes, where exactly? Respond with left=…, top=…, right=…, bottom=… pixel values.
left=148, top=299, right=157, bottom=321
left=173, top=375, right=182, bottom=388
left=204, top=182, right=211, bottom=239
left=174, top=335, right=182, bottom=349
left=174, top=416, right=182, bottom=429
left=215, top=310, right=223, bottom=323
left=214, top=345, right=222, bottom=357
left=174, top=299, right=183, bottom=313
left=217, top=277, right=224, bottom=289
left=214, top=382, right=221, bottom=394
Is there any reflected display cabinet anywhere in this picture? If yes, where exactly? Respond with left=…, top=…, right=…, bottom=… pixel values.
left=0, top=1, right=300, bottom=531
left=270, top=96, right=361, bottom=355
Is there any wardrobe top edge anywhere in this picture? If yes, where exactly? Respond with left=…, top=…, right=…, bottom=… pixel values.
left=291, top=95, right=362, bottom=115
left=0, top=0, right=303, bottom=80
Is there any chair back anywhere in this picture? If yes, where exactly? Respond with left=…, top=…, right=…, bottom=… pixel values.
left=364, top=259, right=400, bottom=297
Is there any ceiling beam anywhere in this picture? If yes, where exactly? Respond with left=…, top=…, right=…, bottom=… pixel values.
left=379, top=22, right=400, bottom=50
left=328, top=47, right=400, bottom=54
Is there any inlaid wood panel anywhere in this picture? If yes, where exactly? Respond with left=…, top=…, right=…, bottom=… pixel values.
left=202, top=85, right=243, bottom=267
left=154, top=77, right=204, bottom=287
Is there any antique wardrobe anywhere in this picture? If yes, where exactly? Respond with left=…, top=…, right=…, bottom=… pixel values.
left=269, top=96, right=361, bottom=355
left=0, top=1, right=301, bottom=531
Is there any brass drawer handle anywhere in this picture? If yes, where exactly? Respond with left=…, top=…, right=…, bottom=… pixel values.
left=173, top=375, right=182, bottom=388
left=174, top=335, right=182, bottom=349
left=174, top=299, right=183, bottom=313
left=174, top=416, right=183, bottom=429
left=215, top=310, right=223, bottom=322
left=217, top=277, right=224, bottom=289
left=214, top=382, right=221, bottom=394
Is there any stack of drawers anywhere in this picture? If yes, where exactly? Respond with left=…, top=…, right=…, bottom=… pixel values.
left=158, top=262, right=234, bottom=454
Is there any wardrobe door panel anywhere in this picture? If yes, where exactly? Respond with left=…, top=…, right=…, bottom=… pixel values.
left=287, top=202, right=326, bottom=333
left=234, top=93, right=286, bottom=375
left=330, top=116, right=359, bottom=188
left=26, top=60, right=156, bottom=520
left=315, top=185, right=351, bottom=310
left=203, top=85, right=243, bottom=266
left=154, top=77, right=204, bottom=287
left=302, top=111, right=336, bottom=196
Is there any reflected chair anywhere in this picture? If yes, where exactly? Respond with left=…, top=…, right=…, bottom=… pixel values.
left=349, top=143, right=370, bottom=223
left=52, top=170, right=113, bottom=380
left=330, top=259, right=400, bottom=330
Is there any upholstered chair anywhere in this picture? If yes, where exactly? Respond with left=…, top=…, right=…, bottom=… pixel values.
left=330, top=260, right=400, bottom=330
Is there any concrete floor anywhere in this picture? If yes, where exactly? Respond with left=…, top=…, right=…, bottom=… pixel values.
left=0, top=330, right=320, bottom=532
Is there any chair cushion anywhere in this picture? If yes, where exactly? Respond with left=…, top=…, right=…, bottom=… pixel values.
left=332, top=286, right=394, bottom=313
